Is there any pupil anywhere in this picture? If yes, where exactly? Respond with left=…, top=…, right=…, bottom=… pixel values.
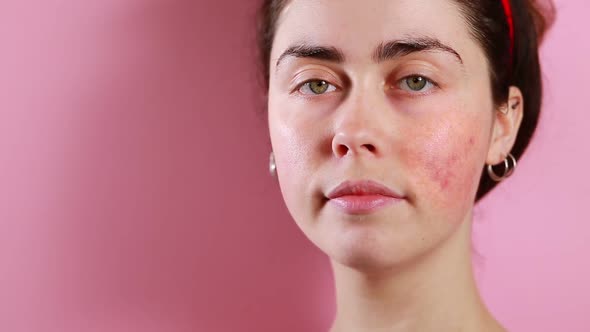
left=409, top=76, right=426, bottom=90
left=311, top=81, right=327, bottom=93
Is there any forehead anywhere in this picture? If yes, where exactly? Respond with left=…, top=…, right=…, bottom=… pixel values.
left=271, top=0, right=475, bottom=64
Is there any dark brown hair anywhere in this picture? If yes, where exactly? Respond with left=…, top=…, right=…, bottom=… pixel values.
left=256, top=0, right=555, bottom=202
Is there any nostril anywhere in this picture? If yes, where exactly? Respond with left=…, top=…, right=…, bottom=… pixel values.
left=336, top=145, right=349, bottom=156
left=363, top=144, right=376, bottom=153
left=335, top=144, right=376, bottom=156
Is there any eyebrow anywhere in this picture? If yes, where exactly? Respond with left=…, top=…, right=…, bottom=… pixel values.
left=275, top=36, right=463, bottom=71
left=275, top=44, right=344, bottom=68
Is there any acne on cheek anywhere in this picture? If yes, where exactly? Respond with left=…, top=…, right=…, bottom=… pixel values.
left=401, top=126, right=481, bottom=202
left=428, top=135, right=477, bottom=191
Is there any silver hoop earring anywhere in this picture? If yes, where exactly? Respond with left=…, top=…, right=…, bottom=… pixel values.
left=269, top=151, right=276, bottom=177
left=487, top=153, right=517, bottom=182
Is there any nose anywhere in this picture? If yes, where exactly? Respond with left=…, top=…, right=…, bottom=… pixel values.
left=331, top=90, right=386, bottom=159
left=332, top=128, right=378, bottom=158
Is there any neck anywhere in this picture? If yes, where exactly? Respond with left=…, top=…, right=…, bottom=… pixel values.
left=329, top=211, right=503, bottom=332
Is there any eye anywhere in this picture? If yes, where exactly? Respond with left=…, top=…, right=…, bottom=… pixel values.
left=298, top=80, right=337, bottom=95
left=399, top=75, right=435, bottom=93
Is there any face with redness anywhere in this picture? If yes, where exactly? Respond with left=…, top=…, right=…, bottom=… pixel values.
left=267, top=0, right=498, bottom=270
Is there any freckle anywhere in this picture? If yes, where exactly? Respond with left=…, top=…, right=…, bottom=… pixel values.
left=469, top=136, right=475, bottom=145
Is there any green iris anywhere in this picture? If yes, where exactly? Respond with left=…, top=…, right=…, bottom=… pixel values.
left=406, top=76, right=427, bottom=91
left=308, top=80, right=329, bottom=94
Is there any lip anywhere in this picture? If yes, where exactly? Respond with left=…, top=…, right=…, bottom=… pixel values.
left=325, top=180, right=404, bottom=214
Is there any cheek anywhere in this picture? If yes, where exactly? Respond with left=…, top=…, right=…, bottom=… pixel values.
left=400, top=117, right=485, bottom=209
left=268, top=104, right=320, bottom=213
left=425, top=135, right=476, bottom=192
left=270, top=116, right=317, bottom=180
left=271, top=128, right=308, bottom=193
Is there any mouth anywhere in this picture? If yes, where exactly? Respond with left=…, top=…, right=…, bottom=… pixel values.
left=325, top=179, right=405, bottom=215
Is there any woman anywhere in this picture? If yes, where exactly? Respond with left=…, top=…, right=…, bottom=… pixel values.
left=256, top=0, right=554, bottom=331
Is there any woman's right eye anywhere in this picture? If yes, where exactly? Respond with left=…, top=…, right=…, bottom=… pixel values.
left=298, top=80, right=337, bottom=95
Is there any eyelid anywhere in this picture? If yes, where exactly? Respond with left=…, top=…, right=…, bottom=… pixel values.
left=290, top=67, right=342, bottom=88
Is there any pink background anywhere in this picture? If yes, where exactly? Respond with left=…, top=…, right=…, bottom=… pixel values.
left=1, top=0, right=588, bottom=331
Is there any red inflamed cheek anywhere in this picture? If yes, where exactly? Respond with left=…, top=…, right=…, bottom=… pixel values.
left=427, top=152, right=461, bottom=191
left=401, top=131, right=480, bottom=199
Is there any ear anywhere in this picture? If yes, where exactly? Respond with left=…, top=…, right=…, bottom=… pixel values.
left=486, top=86, right=524, bottom=165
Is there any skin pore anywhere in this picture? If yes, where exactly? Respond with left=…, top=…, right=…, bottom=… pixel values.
left=266, top=0, right=523, bottom=331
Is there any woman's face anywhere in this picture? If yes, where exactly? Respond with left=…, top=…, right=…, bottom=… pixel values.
left=268, top=0, right=496, bottom=270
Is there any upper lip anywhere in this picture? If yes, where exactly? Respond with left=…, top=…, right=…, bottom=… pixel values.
left=326, top=180, right=404, bottom=199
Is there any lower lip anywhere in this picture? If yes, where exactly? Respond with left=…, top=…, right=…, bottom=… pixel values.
left=328, top=195, right=403, bottom=214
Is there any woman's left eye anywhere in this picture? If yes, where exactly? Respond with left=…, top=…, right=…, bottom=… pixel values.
left=398, top=75, right=436, bottom=93
left=298, top=80, right=337, bottom=95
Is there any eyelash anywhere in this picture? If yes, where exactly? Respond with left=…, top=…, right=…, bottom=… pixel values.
left=294, top=75, right=439, bottom=97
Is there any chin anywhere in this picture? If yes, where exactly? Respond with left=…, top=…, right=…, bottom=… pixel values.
left=326, top=236, right=416, bottom=273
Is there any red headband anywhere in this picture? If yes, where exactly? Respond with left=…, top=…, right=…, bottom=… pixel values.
left=501, top=0, right=515, bottom=58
